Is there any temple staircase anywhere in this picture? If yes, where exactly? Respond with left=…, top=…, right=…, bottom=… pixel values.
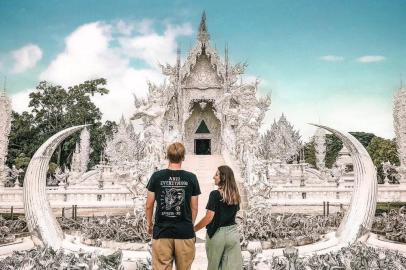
left=182, top=154, right=225, bottom=269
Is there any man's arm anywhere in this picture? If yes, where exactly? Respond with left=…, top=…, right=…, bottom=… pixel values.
left=191, top=195, right=198, bottom=224
left=145, top=191, right=155, bottom=235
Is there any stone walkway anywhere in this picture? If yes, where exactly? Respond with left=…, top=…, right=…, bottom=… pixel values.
left=182, top=154, right=225, bottom=270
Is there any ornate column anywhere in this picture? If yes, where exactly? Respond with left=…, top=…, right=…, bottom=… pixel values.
left=314, top=127, right=326, bottom=170
left=394, top=85, right=406, bottom=184
left=0, top=91, right=12, bottom=188
left=79, top=127, right=90, bottom=173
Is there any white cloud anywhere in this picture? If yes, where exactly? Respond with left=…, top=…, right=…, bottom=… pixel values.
left=119, top=23, right=193, bottom=68
left=39, top=20, right=193, bottom=122
left=262, top=94, right=394, bottom=141
left=356, top=55, right=386, bottom=63
left=10, top=88, right=33, bottom=113
left=115, top=20, right=134, bottom=36
left=320, top=55, right=344, bottom=62
left=11, top=44, right=43, bottom=74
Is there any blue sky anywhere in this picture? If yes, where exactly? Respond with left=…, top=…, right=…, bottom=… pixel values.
left=1, top=0, right=405, bottom=139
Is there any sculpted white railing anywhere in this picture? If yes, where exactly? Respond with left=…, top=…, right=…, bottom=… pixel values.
left=1, top=184, right=405, bottom=210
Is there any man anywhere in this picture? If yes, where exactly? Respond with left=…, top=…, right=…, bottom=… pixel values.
left=146, top=142, right=201, bottom=270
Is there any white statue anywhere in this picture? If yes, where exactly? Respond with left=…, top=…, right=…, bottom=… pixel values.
left=54, top=167, right=69, bottom=186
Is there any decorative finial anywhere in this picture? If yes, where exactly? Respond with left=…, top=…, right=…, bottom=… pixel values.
left=1, top=75, right=6, bottom=96
left=225, top=43, right=229, bottom=92
left=198, top=11, right=210, bottom=43
left=176, top=45, right=181, bottom=69
left=225, top=42, right=229, bottom=67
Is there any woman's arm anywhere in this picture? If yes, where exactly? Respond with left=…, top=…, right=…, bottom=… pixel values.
left=194, top=210, right=215, bottom=232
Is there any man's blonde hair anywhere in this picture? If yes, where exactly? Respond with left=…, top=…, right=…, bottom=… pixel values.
left=167, top=142, right=185, bottom=163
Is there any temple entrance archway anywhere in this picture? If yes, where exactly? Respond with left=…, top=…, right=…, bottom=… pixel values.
left=184, top=101, right=221, bottom=155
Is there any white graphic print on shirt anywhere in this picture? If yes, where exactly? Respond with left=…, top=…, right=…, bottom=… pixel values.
left=160, top=176, right=187, bottom=218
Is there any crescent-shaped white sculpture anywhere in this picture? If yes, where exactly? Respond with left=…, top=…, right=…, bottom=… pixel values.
left=312, top=124, right=377, bottom=244
left=263, top=124, right=378, bottom=256
left=23, top=125, right=88, bottom=249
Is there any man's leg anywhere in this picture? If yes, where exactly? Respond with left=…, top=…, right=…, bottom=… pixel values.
left=205, top=230, right=226, bottom=270
left=152, top=238, right=175, bottom=270
left=173, top=238, right=195, bottom=270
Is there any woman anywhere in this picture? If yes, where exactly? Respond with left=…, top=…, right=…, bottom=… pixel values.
left=194, top=165, right=243, bottom=270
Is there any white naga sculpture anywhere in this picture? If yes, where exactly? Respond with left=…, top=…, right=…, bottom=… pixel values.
left=23, top=125, right=89, bottom=248
left=0, top=90, right=12, bottom=187
left=314, top=127, right=326, bottom=170
left=394, top=83, right=406, bottom=183
left=259, top=124, right=377, bottom=257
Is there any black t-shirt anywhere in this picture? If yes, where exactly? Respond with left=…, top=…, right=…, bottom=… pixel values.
left=206, top=190, right=240, bottom=238
left=147, top=169, right=201, bottom=239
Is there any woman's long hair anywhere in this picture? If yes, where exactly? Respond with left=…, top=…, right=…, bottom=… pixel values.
left=217, top=165, right=241, bottom=205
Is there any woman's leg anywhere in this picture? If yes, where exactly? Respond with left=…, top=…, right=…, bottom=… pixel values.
left=220, top=226, right=243, bottom=270
left=205, top=230, right=226, bottom=270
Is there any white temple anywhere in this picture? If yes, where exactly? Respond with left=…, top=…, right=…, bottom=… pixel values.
left=132, top=12, right=271, bottom=161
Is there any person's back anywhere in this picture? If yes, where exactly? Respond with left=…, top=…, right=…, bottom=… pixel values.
left=148, top=168, right=199, bottom=239
left=145, top=142, right=201, bottom=270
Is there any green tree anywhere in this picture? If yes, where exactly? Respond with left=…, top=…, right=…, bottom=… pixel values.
left=29, top=79, right=108, bottom=166
left=7, top=111, right=39, bottom=167
left=324, top=132, right=376, bottom=168
left=325, top=134, right=343, bottom=168
left=303, top=140, right=316, bottom=168
left=367, top=137, right=399, bottom=181
left=350, top=132, right=376, bottom=149
left=7, top=79, right=116, bottom=179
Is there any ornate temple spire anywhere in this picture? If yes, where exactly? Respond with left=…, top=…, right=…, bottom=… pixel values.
left=79, top=127, right=90, bottom=173
left=394, top=82, right=406, bottom=183
left=1, top=76, right=6, bottom=97
left=224, top=43, right=230, bottom=91
left=197, top=11, right=210, bottom=44
left=0, top=83, right=11, bottom=188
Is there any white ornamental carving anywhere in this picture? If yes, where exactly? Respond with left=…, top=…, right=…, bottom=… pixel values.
left=0, top=91, right=12, bottom=187
left=258, top=114, right=301, bottom=163
left=79, top=127, right=91, bottom=173
left=314, top=127, right=326, bottom=170
left=394, top=84, right=406, bottom=183
left=104, top=116, right=145, bottom=165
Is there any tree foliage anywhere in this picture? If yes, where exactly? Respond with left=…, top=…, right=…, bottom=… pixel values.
left=303, top=140, right=316, bottom=168
left=367, top=137, right=399, bottom=166
left=7, top=79, right=116, bottom=177
left=305, top=131, right=399, bottom=182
